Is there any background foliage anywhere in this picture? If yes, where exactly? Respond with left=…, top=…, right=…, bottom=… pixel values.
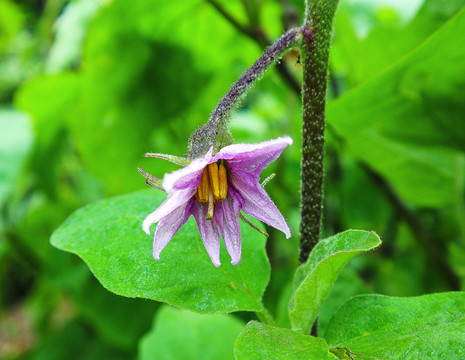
left=1, top=0, right=464, bottom=358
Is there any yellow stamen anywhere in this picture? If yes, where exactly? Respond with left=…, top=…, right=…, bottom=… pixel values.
left=207, top=163, right=220, bottom=202
left=206, top=188, right=214, bottom=220
left=218, top=164, right=228, bottom=200
left=195, top=168, right=209, bottom=203
left=195, top=162, right=229, bottom=220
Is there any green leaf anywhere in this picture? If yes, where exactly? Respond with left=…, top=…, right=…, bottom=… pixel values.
left=73, top=0, right=259, bottom=195
left=337, top=158, right=391, bottom=231
left=51, top=190, right=270, bottom=313
left=323, top=292, right=465, bottom=359
left=332, top=0, right=465, bottom=88
left=15, top=73, right=80, bottom=147
left=317, top=267, right=370, bottom=336
left=72, top=0, right=202, bottom=194
left=138, top=305, right=244, bottom=360
left=288, top=230, right=381, bottom=334
left=0, top=109, right=32, bottom=206
left=234, top=321, right=337, bottom=360
left=327, top=7, right=465, bottom=207
left=14, top=73, right=81, bottom=197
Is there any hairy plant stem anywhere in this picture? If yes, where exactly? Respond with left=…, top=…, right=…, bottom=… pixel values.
left=299, top=0, right=339, bottom=264
left=189, top=28, right=300, bottom=159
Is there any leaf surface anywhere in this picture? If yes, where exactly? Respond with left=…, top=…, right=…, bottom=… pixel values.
left=234, top=321, right=337, bottom=360
left=289, top=230, right=381, bottom=334
left=328, top=7, right=465, bottom=206
left=51, top=190, right=270, bottom=313
left=324, top=293, right=465, bottom=359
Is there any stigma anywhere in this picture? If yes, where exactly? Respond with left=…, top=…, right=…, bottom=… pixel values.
left=195, top=162, right=228, bottom=220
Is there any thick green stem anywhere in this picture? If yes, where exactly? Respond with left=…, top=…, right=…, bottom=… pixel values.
left=299, top=0, right=339, bottom=264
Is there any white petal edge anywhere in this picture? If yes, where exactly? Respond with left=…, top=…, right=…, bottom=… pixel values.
left=152, top=199, right=193, bottom=260
left=213, top=136, right=292, bottom=161
left=142, top=187, right=196, bottom=235
left=163, top=147, right=213, bottom=192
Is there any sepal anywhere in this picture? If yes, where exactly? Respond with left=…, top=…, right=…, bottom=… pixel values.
left=144, top=153, right=191, bottom=166
left=137, top=167, right=164, bottom=191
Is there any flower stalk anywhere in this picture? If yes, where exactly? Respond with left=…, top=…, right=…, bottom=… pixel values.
left=299, top=0, right=340, bottom=264
left=188, top=28, right=301, bottom=159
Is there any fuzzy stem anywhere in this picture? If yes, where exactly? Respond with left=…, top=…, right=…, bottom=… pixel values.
left=209, top=28, right=299, bottom=126
left=299, top=1, right=339, bottom=264
left=188, top=28, right=300, bottom=159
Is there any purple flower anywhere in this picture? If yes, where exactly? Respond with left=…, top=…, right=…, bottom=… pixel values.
left=143, top=137, right=292, bottom=267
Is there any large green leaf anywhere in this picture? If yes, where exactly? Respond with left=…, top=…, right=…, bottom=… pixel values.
left=75, top=1, right=195, bottom=194
left=14, top=73, right=81, bottom=197
left=139, top=305, right=244, bottom=360
left=73, top=0, right=260, bottom=195
left=14, top=73, right=80, bottom=149
left=324, top=293, right=465, bottom=359
left=317, top=267, right=370, bottom=336
left=332, top=0, right=465, bottom=88
left=288, top=230, right=381, bottom=334
left=327, top=7, right=465, bottom=207
left=234, top=321, right=337, bottom=360
left=51, top=190, right=270, bottom=313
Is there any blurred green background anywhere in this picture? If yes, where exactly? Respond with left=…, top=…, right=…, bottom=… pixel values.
left=1, top=0, right=465, bottom=358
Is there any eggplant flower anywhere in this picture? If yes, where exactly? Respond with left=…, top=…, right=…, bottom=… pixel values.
left=142, top=137, right=292, bottom=267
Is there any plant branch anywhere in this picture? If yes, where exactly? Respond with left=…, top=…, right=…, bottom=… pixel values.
left=189, top=28, right=300, bottom=158
left=206, top=0, right=252, bottom=37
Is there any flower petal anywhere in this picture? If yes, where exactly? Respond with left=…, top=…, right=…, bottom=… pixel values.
left=152, top=199, right=193, bottom=260
left=163, top=147, right=213, bottom=192
left=230, top=175, right=291, bottom=238
left=214, top=137, right=292, bottom=179
left=142, top=187, right=196, bottom=235
left=192, top=202, right=221, bottom=267
left=216, top=187, right=244, bottom=265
